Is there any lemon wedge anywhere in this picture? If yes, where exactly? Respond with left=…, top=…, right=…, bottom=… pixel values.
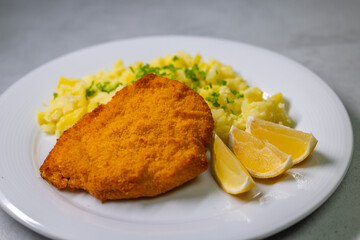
left=229, top=126, right=293, bottom=178
left=211, top=134, right=256, bottom=194
left=246, top=117, right=318, bottom=165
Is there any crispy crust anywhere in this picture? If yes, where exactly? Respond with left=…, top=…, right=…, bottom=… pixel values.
left=40, top=74, right=214, bottom=201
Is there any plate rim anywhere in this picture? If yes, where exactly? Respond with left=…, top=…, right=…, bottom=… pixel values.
left=0, top=35, right=354, bottom=240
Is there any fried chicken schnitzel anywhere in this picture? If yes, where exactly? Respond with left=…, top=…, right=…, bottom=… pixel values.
left=40, top=74, right=214, bottom=201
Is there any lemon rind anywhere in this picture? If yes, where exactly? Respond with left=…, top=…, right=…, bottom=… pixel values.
left=228, top=125, right=237, bottom=151
left=221, top=177, right=256, bottom=194
left=292, top=135, right=318, bottom=164
left=246, top=117, right=318, bottom=165
left=211, top=134, right=256, bottom=195
left=229, top=125, right=294, bottom=179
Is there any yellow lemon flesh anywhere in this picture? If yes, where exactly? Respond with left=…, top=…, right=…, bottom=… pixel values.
left=246, top=117, right=318, bottom=165
left=211, top=134, right=256, bottom=194
left=229, top=126, right=293, bottom=178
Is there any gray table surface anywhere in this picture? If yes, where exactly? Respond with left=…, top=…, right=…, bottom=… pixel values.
left=1, top=0, right=359, bottom=239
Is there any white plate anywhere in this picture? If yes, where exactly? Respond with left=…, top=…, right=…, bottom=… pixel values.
left=0, top=36, right=353, bottom=240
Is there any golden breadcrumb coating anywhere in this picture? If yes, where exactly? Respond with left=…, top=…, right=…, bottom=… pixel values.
left=40, top=74, right=214, bottom=201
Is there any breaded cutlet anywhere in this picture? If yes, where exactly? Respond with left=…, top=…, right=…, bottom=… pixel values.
left=40, top=74, right=214, bottom=201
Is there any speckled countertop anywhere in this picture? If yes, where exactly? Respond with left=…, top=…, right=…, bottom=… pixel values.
left=0, top=0, right=359, bottom=239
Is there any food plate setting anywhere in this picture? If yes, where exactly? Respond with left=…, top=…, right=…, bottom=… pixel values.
left=0, top=36, right=353, bottom=239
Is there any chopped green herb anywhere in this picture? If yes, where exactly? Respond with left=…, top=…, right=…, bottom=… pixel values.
left=229, top=110, right=242, bottom=118
left=136, top=64, right=163, bottom=79
left=216, top=79, right=227, bottom=86
left=215, top=70, right=219, bottom=75
left=191, top=82, right=198, bottom=90
left=85, top=81, right=96, bottom=99
left=162, top=64, right=176, bottom=73
left=231, top=90, right=244, bottom=98
left=209, top=83, right=213, bottom=88
left=191, top=81, right=201, bottom=89
left=191, top=64, right=199, bottom=71
left=172, top=55, right=179, bottom=61
left=184, top=68, right=199, bottom=82
left=221, top=106, right=226, bottom=110
left=203, top=86, right=209, bottom=90
left=129, top=66, right=135, bottom=73
left=199, top=71, right=207, bottom=79
left=205, top=92, right=220, bottom=107
left=96, top=81, right=120, bottom=93
left=226, top=97, right=234, bottom=104
left=170, top=74, right=177, bottom=80
left=53, top=92, right=58, bottom=99
left=97, top=102, right=100, bottom=106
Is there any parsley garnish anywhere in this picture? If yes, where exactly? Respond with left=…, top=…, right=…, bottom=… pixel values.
left=199, top=71, right=207, bottom=79
left=53, top=92, right=58, bottom=99
left=97, top=102, right=100, bottom=106
left=216, top=79, right=227, bottom=86
left=192, top=64, right=199, bottom=71
left=136, top=64, right=164, bottom=79
left=191, top=82, right=198, bottom=90
left=85, top=81, right=96, bottom=99
left=129, top=66, right=135, bottom=73
left=162, top=64, right=176, bottom=73
left=184, top=64, right=202, bottom=83
left=209, top=83, right=213, bottom=88
left=215, top=70, right=219, bottom=75
left=184, top=68, right=199, bottom=82
left=172, top=56, right=179, bottom=61
left=96, top=81, right=121, bottom=93
left=230, top=109, right=242, bottom=118
left=205, top=92, right=220, bottom=107
left=221, top=106, right=226, bottom=110
left=231, top=90, right=244, bottom=98
left=226, top=97, right=234, bottom=104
